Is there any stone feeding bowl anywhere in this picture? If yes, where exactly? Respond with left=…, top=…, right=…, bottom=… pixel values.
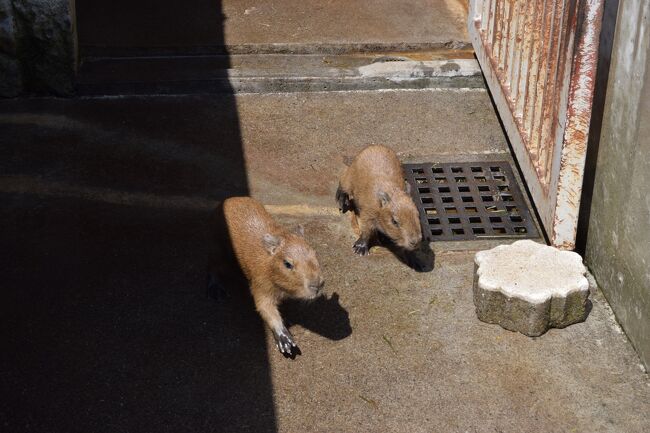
left=473, top=240, right=590, bottom=336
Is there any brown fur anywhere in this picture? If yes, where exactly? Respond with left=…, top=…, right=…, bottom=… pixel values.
left=209, top=197, right=324, bottom=355
left=337, top=145, right=422, bottom=254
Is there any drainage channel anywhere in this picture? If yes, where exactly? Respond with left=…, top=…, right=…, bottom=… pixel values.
left=404, top=161, right=539, bottom=242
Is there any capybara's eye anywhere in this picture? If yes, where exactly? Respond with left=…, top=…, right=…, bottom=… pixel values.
left=391, top=217, right=400, bottom=227
left=284, top=260, right=294, bottom=270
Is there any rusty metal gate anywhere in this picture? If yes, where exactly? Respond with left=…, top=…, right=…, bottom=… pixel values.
left=468, top=0, right=604, bottom=249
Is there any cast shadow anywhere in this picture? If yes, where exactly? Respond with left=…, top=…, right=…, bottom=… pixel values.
left=281, top=293, right=353, bottom=342
left=374, top=232, right=436, bottom=273
left=574, top=0, right=620, bottom=255
left=1, top=1, right=279, bottom=432
left=584, top=299, right=594, bottom=319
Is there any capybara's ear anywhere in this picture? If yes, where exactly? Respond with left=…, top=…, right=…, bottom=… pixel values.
left=378, top=190, right=391, bottom=207
left=262, top=233, right=282, bottom=255
left=292, top=224, right=305, bottom=237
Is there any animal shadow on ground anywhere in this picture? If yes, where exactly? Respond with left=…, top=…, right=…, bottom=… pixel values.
left=210, top=283, right=352, bottom=358
left=280, top=292, right=352, bottom=341
left=373, top=232, right=435, bottom=272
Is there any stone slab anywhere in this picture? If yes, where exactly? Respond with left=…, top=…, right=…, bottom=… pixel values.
left=77, top=55, right=483, bottom=95
left=474, top=240, right=590, bottom=336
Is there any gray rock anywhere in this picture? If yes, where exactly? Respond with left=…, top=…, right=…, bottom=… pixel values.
left=0, top=0, right=17, bottom=55
left=0, top=0, right=12, bottom=19
left=11, top=0, right=75, bottom=95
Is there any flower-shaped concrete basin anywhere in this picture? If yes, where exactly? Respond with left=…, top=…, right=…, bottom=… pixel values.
left=473, top=240, right=590, bottom=336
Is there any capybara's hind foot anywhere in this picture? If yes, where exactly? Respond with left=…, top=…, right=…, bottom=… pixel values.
left=336, top=186, right=352, bottom=213
left=352, top=238, right=369, bottom=256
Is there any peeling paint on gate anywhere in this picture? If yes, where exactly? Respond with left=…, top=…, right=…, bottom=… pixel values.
left=468, top=0, right=604, bottom=249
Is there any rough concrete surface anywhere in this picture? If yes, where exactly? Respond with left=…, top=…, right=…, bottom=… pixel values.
left=474, top=240, right=590, bottom=336
left=77, top=54, right=483, bottom=95
left=1, top=91, right=649, bottom=433
left=8, top=0, right=76, bottom=95
left=236, top=89, right=509, bottom=207
left=77, top=0, right=469, bottom=53
left=221, top=0, right=469, bottom=47
left=586, top=0, right=650, bottom=370
left=0, top=0, right=22, bottom=96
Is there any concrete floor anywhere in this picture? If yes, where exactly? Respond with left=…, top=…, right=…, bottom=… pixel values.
left=1, top=89, right=648, bottom=432
left=220, top=0, right=469, bottom=47
left=77, top=0, right=469, bottom=53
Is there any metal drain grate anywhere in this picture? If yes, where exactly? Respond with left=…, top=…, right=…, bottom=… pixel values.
left=404, top=161, right=539, bottom=241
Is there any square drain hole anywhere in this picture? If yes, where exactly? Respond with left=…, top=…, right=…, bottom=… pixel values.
left=404, top=161, right=539, bottom=241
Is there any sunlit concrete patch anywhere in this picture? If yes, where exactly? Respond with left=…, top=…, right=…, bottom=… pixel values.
left=357, top=58, right=480, bottom=82
left=238, top=88, right=510, bottom=207
left=267, top=217, right=650, bottom=433
left=222, top=0, right=469, bottom=47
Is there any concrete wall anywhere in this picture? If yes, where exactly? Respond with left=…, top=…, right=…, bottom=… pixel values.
left=0, top=0, right=76, bottom=96
left=586, top=0, right=650, bottom=369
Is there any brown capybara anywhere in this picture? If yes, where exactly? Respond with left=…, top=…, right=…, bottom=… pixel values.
left=208, top=197, right=325, bottom=356
left=336, top=145, right=422, bottom=255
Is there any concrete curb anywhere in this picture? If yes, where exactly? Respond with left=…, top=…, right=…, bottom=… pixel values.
left=77, top=55, right=483, bottom=96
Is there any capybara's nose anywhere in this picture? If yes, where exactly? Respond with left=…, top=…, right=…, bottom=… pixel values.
left=310, top=278, right=325, bottom=293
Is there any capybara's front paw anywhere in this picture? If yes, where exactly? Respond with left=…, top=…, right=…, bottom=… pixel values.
left=336, top=186, right=352, bottom=213
left=273, top=328, right=298, bottom=356
left=352, top=238, right=369, bottom=256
